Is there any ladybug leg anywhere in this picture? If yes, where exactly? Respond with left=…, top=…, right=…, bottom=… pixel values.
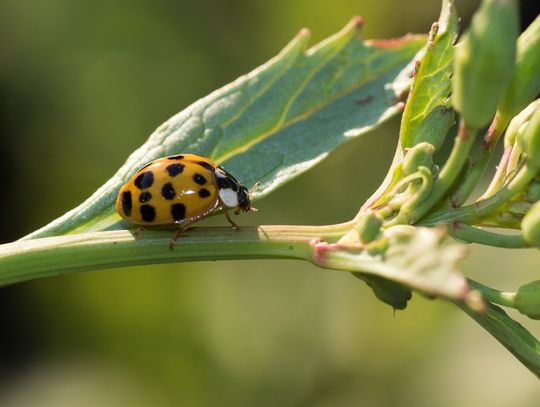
left=132, top=226, right=146, bottom=239
left=169, top=228, right=183, bottom=250
left=222, top=207, right=240, bottom=230
left=169, top=222, right=195, bottom=250
left=235, top=206, right=257, bottom=215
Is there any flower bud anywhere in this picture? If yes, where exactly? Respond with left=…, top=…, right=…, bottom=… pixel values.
left=524, top=182, right=540, bottom=203
left=514, top=280, right=540, bottom=320
left=366, top=237, right=388, bottom=256
left=452, top=0, right=519, bottom=130
left=516, top=121, right=533, bottom=153
left=357, top=212, right=383, bottom=244
left=519, top=105, right=540, bottom=169
left=402, top=142, right=435, bottom=175
left=506, top=99, right=539, bottom=148
left=499, top=16, right=540, bottom=118
left=508, top=201, right=531, bottom=216
left=522, top=200, right=540, bottom=247
left=406, top=106, right=455, bottom=150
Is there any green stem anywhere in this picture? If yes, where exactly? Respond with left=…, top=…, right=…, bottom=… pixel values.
left=420, top=163, right=538, bottom=225
left=407, top=122, right=478, bottom=223
left=359, top=146, right=405, bottom=215
left=385, top=166, right=433, bottom=226
left=5, top=221, right=540, bottom=376
left=449, top=223, right=528, bottom=248
left=0, top=224, right=351, bottom=287
left=449, top=112, right=510, bottom=206
left=456, top=300, right=540, bottom=378
left=467, top=279, right=517, bottom=307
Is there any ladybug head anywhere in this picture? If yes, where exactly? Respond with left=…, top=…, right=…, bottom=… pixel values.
left=237, top=185, right=251, bottom=212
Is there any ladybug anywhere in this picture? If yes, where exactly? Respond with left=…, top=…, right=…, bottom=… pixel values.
left=115, top=154, right=253, bottom=247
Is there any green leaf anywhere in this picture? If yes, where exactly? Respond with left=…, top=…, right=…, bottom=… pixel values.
left=23, top=19, right=425, bottom=240
left=458, top=300, right=540, bottom=378
left=400, top=0, right=457, bottom=148
left=352, top=273, right=412, bottom=310
left=362, top=0, right=456, bottom=210
left=317, top=225, right=473, bottom=303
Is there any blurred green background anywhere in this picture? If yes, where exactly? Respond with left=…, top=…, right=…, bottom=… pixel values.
left=1, top=0, right=539, bottom=405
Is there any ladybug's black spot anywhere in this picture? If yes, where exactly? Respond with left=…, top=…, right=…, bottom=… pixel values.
left=171, top=203, right=186, bottom=222
left=193, top=173, right=207, bottom=185
left=198, top=188, right=211, bottom=198
left=161, top=182, right=176, bottom=200
left=121, top=191, right=132, bottom=216
left=140, top=205, right=156, bottom=222
left=217, top=176, right=238, bottom=191
left=139, top=191, right=152, bottom=203
left=217, top=177, right=229, bottom=189
left=166, top=163, right=185, bottom=177
left=168, top=155, right=184, bottom=160
left=196, top=161, right=215, bottom=172
left=134, top=171, right=154, bottom=189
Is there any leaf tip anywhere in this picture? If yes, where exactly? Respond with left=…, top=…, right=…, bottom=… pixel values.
left=297, top=27, right=311, bottom=40
left=339, top=16, right=364, bottom=40
left=350, top=15, right=365, bottom=30
left=438, top=0, right=459, bottom=35
left=279, top=27, right=312, bottom=57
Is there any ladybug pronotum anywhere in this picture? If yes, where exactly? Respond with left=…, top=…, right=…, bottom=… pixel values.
left=115, top=154, right=253, bottom=247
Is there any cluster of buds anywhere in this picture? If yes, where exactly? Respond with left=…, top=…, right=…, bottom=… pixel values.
left=452, top=0, right=519, bottom=130
left=482, top=102, right=540, bottom=232
left=333, top=0, right=539, bottom=312
left=451, top=0, right=540, bottom=246
left=353, top=0, right=539, bottom=242
left=521, top=108, right=540, bottom=247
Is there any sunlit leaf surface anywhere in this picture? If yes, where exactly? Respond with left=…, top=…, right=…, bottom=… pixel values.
left=25, top=19, right=424, bottom=239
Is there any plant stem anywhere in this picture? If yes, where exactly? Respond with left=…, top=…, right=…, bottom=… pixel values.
left=385, top=166, right=433, bottom=226
left=0, top=221, right=473, bottom=305
left=407, top=122, right=477, bottom=223
left=456, top=300, right=540, bottom=378
left=448, top=112, right=510, bottom=206
left=467, top=279, right=517, bottom=307
left=420, top=163, right=538, bottom=225
left=449, top=223, right=528, bottom=248
left=0, top=224, right=351, bottom=287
